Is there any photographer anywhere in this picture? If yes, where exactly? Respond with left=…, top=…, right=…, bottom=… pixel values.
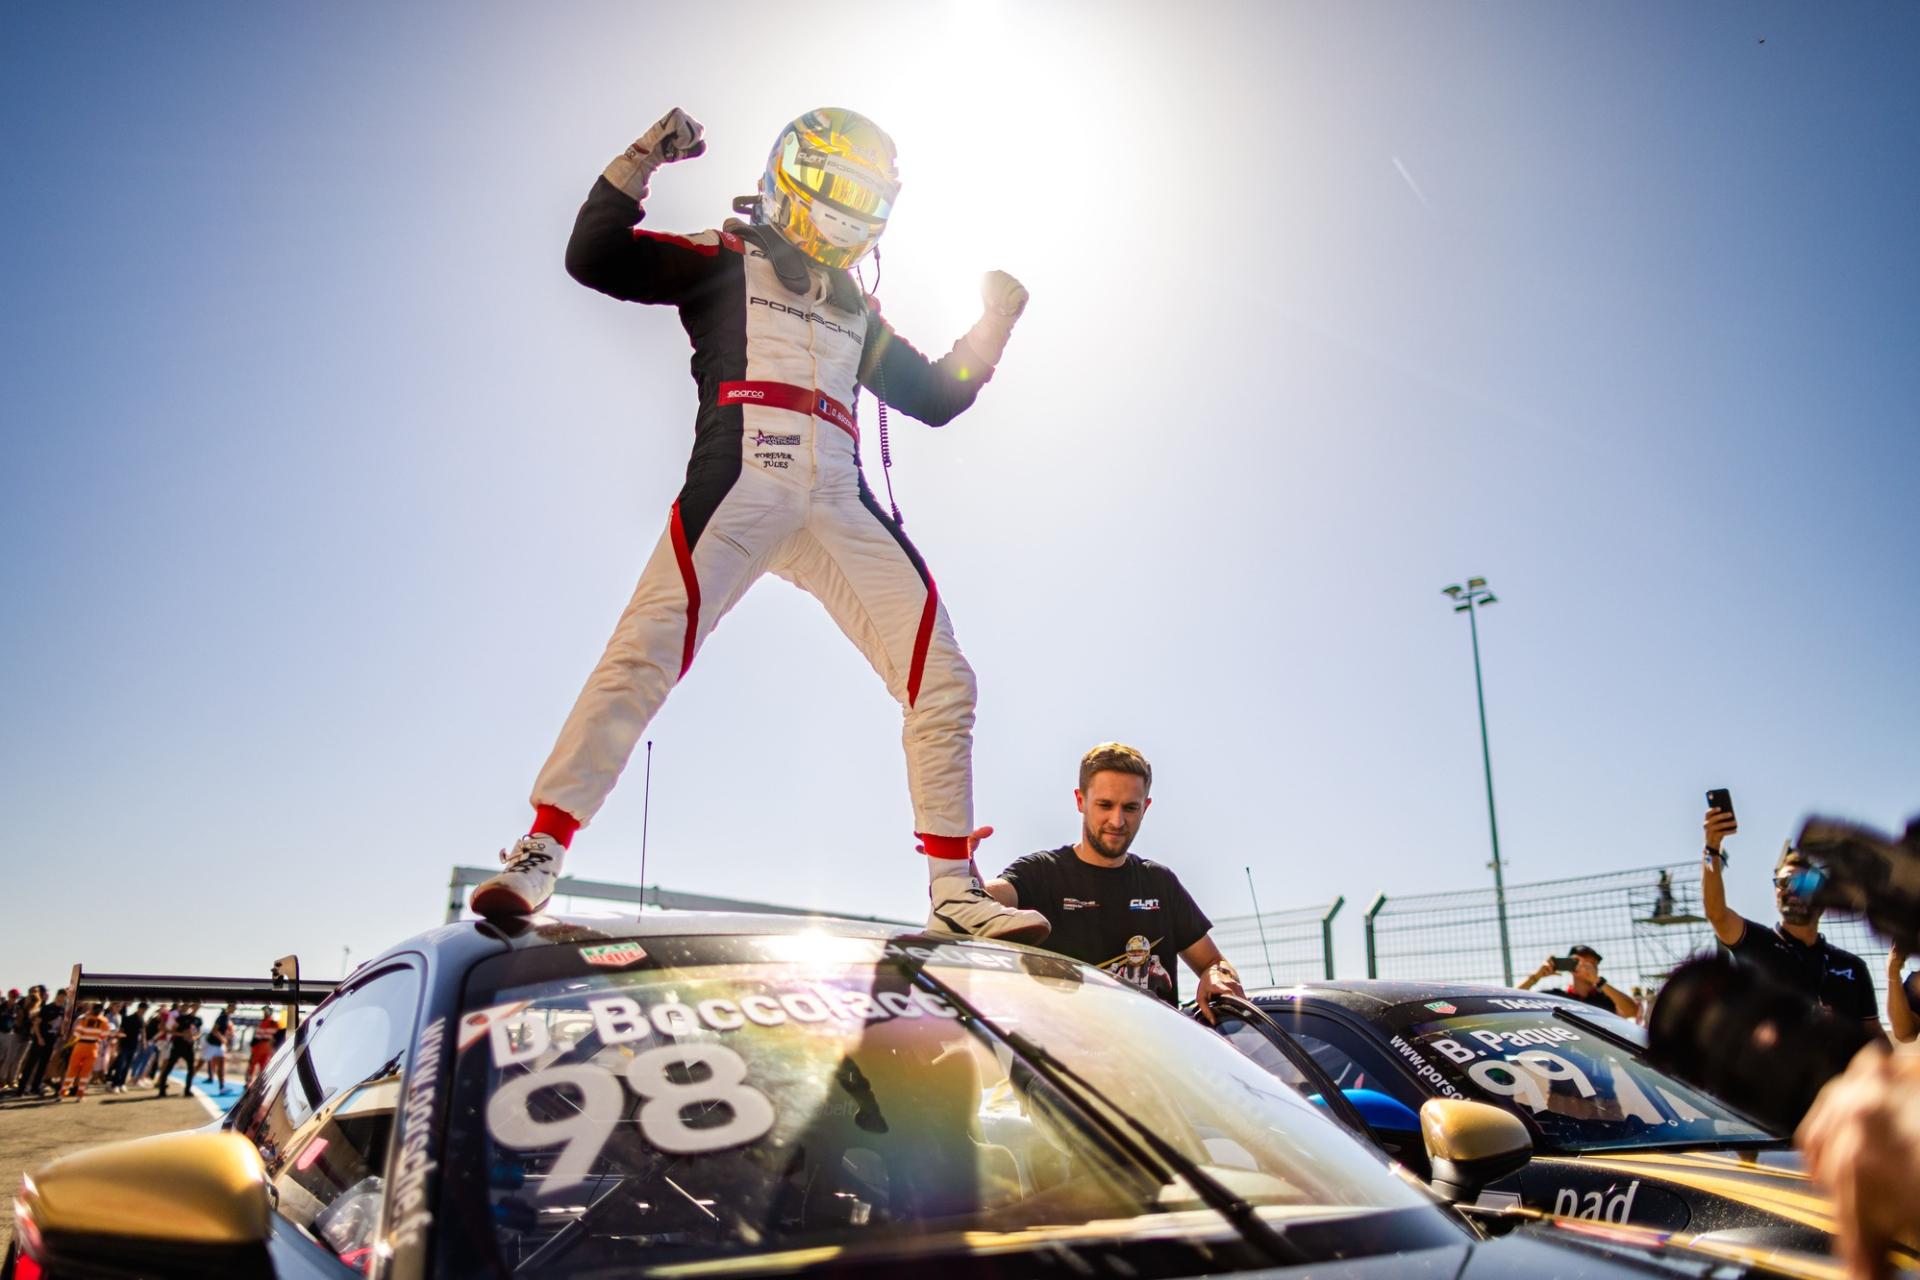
left=1517, top=945, right=1640, bottom=1018
left=1702, top=807, right=1881, bottom=1031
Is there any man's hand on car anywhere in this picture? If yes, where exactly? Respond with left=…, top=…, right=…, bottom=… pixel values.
left=1193, top=962, right=1244, bottom=1025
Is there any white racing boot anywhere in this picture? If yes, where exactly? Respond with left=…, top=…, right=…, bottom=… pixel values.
left=470, top=834, right=566, bottom=918
left=926, top=868, right=1051, bottom=944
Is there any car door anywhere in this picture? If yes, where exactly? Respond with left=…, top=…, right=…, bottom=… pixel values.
left=1251, top=1004, right=1434, bottom=1173
left=1203, top=997, right=1379, bottom=1146
left=231, top=959, right=425, bottom=1276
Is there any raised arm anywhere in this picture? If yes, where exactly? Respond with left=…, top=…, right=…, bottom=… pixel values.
left=860, top=271, right=1029, bottom=426
left=564, top=108, right=720, bottom=306
left=1701, top=808, right=1745, bottom=947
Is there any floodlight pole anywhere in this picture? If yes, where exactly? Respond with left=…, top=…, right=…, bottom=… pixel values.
left=1443, top=579, right=1514, bottom=986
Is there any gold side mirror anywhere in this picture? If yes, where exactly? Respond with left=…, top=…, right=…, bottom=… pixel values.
left=1419, top=1097, right=1533, bottom=1203
left=15, top=1131, right=271, bottom=1278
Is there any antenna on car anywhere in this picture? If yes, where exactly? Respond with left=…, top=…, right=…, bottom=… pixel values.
left=638, top=739, right=653, bottom=914
left=1245, top=867, right=1276, bottom=986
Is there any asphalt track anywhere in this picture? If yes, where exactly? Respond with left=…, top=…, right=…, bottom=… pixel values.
left=0, top=1065, right=244, bottom=1252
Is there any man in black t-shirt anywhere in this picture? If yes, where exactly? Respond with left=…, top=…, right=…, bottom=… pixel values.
left=157, top=1001, right=203, bottom=1097
left=985, top=742, right=1244, bottom=1018
left=1702, top=806, right=1880, bottom=1029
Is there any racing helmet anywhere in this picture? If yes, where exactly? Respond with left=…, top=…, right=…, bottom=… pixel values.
left=757, top=108, right=900, bottom=270
left=1124, top=935, right=1150, bottom=964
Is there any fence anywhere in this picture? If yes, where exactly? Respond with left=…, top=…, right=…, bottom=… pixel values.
left=1212, top=897, right=1345, bottom=986
left=1363, top=863, right=1717, bottom=996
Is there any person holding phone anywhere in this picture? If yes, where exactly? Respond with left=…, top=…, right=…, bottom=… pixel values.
left=1700, top=791, right=1882, bottom=1032
left=1517, top=945, right=1640, bottom=1017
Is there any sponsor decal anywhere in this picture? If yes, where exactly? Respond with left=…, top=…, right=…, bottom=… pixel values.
left=580, top=942, right=647, bottom=968
left=1061, top=897, right=1098, bottom=911
left=488, top=1044, right=776, bottom=1192
left=1129, top=898, right=1161, bottom=911
left=387, top=1015, right=448, bottom=1251
left=1425, top=1001, right=1458, bottom=1014
left=1553, top=1180, right=1642, bottom=1224
left=748, top=295, right=860, bottom=340
left=753, top=431, right=802, bottom=447
left=1487, top=997, right=1555, bottom=1011
left=1388, top=1033, right=1466, bottom=1098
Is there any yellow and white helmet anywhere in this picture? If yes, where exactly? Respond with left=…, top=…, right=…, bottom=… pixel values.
left=757, top=108, right=900, bottom=270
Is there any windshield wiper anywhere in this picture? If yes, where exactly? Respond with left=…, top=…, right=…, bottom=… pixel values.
left=894, top=956, right=1308, bottom=1269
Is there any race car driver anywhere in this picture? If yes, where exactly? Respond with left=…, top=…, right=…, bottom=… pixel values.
left=472, top=108, right=1047, bottom=945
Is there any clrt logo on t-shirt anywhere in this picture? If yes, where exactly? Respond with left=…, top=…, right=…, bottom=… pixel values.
left=1129, top=898, right=1161, bottom=911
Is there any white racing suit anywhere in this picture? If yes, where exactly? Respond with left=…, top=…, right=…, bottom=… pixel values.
left=532, top=174, right=1012, bottom=860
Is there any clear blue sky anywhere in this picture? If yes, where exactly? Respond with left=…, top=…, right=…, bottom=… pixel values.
left=4, top=2, right=1915, bottom=989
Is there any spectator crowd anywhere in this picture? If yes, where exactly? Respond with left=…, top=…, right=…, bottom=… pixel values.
left=0, top=988, right=287, bottom=1102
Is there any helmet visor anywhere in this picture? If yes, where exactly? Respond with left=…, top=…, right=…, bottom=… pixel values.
left=780, top=138, right=897, bottom=225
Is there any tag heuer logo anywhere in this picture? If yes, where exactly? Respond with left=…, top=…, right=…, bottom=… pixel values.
left=1425, top=1001, right=1457, bottom=1014
left=580, top=942, right=647, bottom=968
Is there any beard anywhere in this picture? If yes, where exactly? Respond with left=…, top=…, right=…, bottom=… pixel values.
left=1778, top=896, right=1818, bottom=927
left=1084, top=820, right=1136, bottom=859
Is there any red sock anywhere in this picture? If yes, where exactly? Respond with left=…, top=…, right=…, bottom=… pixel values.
left=919, top=832, right=970, bottom=861
left=531, top=805, right=579, bottom=848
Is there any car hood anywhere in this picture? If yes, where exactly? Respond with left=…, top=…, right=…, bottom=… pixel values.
left=1570, top=1147, right=1917, bottom=1259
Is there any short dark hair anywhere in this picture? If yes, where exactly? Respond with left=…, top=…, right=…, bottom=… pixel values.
left=1078, top=742, right=1152, bottom=795
left=1569, top=944, right=1603, bottom=964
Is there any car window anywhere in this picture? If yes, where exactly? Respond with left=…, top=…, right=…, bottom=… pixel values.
left=1286, top=1016, right=1425, bottom=1115
left=1217, top=1016, right=1318, bottom=1094
left=237, top=962, right=421, bottom=1272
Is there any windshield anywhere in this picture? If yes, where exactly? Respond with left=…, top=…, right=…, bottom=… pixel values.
left=434, top=933, right=1451, bottom=1276
left=1391, top=1002, right=1776, bottom=1153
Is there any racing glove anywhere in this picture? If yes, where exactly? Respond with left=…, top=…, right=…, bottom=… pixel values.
left=604, top=107, right=707, bottom=202
left=962, top=270, right=1029, bottom=366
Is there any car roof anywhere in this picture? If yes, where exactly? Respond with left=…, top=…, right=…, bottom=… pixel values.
left=1244, top=979, right=1582, bottom=1017
left=363, top=909, right=1026, bottom=977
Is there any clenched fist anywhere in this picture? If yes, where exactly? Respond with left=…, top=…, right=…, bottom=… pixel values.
left=981, top=269, right=1029, bottom=318
left=605, top=107, right=707, bottom=201
left=634, top=107, right=706, bottom=164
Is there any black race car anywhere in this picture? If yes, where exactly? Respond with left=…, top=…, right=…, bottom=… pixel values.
left=5, top=916, right=1848, bottom=1279
left=1207, top=980, right=1918, bottom=1266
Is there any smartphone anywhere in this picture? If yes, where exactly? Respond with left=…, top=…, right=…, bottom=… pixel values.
left=1706, top=788, right=1735, bottom=820
left=1551, top=956, right=1579, bottom=973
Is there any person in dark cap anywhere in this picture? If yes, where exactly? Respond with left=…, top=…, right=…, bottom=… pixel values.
left=1518, top=944, right=1640, bottom=1017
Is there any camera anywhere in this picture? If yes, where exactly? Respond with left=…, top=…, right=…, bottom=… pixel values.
left=1785, top=814, right=1920, bottom=955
